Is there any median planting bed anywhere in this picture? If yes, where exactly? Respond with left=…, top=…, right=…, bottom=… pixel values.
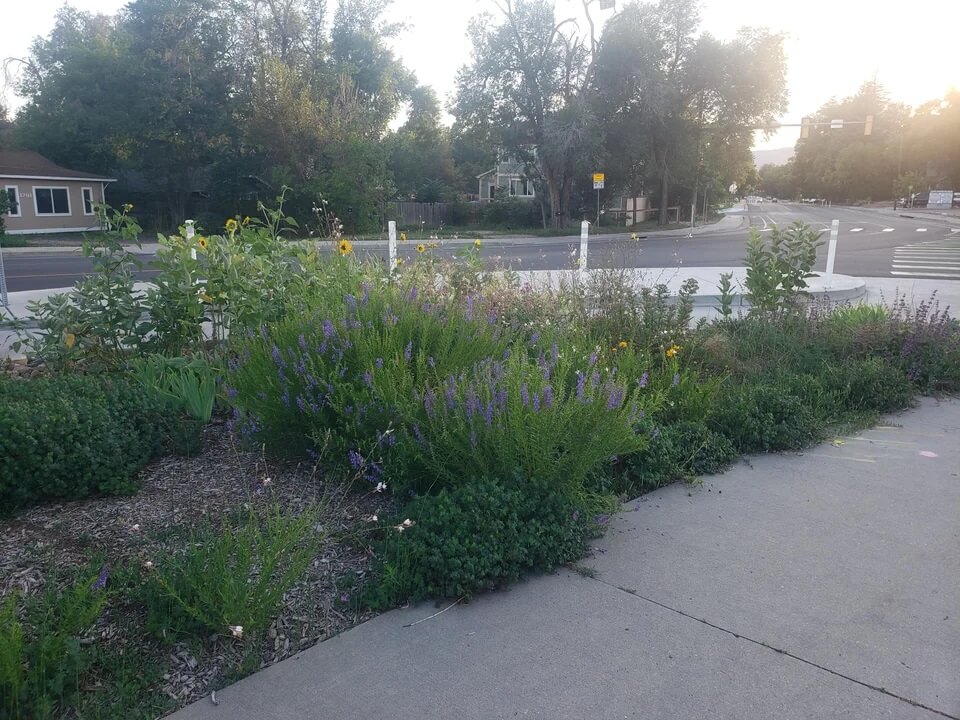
left=2, top=203, right=958, bottom=718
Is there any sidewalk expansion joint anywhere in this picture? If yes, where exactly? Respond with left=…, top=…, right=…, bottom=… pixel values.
left=589, top=576, right=958, bottom=720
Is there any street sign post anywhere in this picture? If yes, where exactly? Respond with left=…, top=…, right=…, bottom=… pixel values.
left=593, top=173, right=605, bottom=226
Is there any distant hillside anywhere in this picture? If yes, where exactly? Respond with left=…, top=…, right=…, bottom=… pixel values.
left=752, top=147, right=794, bottom=167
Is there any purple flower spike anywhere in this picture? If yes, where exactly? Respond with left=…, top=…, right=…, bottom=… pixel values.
left=672, top=372, right=681, bottom=387
left=551, top=343, right=559, bottom=364
left=544, top=385, right=554, bottom=409
left=424, top=388, right=437, bottom=417
left=323, top=319, right=335, bottom=339
left=363, top=371, right=374, bottom=388
left=348, top=449, right=364, bottom=469
left=485, top=401, right=494, bottom=427
left=533, top=392, right=541, bottom=412
left=639, top=371, right=649, bottom=388
left=466, top=295, right=474, bottom=321
left=521, top=384, right=530, bottom=407
left=592, top=369, right=600, bottom=389
left=428, top=356, right=436, bottom=369
left=92, top=564, right=110, bottom=591
left=576, top=371, right=586, bottom=399
left=405, top=341, right=413, bottom=362
left=529, top=332, right=540, bottom=346
left=298, top=334, right=308, bottom=352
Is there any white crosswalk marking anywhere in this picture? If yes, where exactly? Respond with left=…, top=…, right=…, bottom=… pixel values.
left=892, top=238, right=960, bottom=278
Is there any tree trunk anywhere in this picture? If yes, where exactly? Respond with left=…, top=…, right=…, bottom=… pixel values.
left=656, top=147, right=669, bottom=226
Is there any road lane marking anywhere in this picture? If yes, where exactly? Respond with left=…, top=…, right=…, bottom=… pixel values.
left=892, top=264, right=960, bottom=270
left=882, top=228, right=894, bottom=232
left=891, top=270, right=960, bottom=278
left=916, top=228, right=928, bottom=232
left=850, top=228, right=863, bottom=232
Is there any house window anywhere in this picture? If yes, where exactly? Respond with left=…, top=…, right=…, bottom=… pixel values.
left=4, top=186, right=20, bottom=217
left=82, top=187, right=94, bottom=215
left=34, top=187, right=71, bottom=216
left=509, top=178, right=534, bottom=197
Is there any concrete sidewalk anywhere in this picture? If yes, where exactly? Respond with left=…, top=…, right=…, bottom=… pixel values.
left=171, top=398, right=960, bottom=720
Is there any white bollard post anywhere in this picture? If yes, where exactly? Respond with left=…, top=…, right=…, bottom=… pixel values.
left=388, top=221, right=397, bottom=273
left=579, top=220, right=589, bottom=273
left=185, top=219, right=197, bottom=260
left=824, top=219, right=839, bottom=289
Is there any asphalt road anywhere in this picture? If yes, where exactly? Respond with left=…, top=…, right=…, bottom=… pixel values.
left=3, top=202, right=959, bottom=292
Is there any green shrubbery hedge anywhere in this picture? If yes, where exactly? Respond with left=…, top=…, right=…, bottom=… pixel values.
left=0, top=375, right=173, bottom=512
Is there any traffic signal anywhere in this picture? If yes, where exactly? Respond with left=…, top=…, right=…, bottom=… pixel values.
left=864, top=115, right=874, bottom=136
left=800, top=117, right=811, bottom=139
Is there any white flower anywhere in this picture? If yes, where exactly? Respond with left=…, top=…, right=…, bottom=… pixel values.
left=229, top=625, right=244, bottom=639
left=262, top=477, right=272, bottom=487
left=142, top=560, right=154, bottom=571
left=394, top=519, right=416, bottom=533
left=367, top=514, right=379, bottom=523
left=131, top=524, right=141, bottom=532
left=375, top=482, right=387, bottom=493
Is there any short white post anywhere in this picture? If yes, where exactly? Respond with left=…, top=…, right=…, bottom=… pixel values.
left=824, top=219, right=839, bottom=289
left=388, top=220, right=397, bottom=273
left=579, top=220, right=589, bottom=273
left=185, top=219, right=197, bottom=260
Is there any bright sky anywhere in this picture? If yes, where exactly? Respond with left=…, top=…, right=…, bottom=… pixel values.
left=3, top=0, right=958, bottom=151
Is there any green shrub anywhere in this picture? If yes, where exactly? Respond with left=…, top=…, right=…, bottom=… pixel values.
left=711, top=382, right=822, bottom=452
left=824, top=357, right=915, bottom=414
left=368, top=476, right=592, bottom=604
left=143, top=504, right=322, bottom=640
left=612, top=421, right=737, bottom=495
left=0, top=568, right=108, bottom=720
left=0, top=375, right=174, bottom=513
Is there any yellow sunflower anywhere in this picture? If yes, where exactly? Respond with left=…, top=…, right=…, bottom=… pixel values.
left=339, top=238, right=354, bottom=256
left=474, top=239, right=482, bottom=249
left=416, top=243, right=426, bottom=254
left=198, top=236, right=209, bottom=250
left=225, top=218, right=238, bottom=232
left=665, top=344, right=681, bottom=358
left=400, top=232, right=408, bottom=242
left=395, top=257, right=405, bottom=267
left=618, top=340, right=628, bottom=349
left=242, top=216, right=251, bottom=226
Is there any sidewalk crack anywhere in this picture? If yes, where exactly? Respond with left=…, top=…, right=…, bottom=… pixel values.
left=591, top=576, right=958, bottom=720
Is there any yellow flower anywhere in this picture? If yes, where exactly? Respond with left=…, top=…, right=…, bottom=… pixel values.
left=65, top=333, right=76, bottom=349
left=416, top=243, right=426, bottom=254
left=122, top=203, right=133, bottom=212
left=395, top=257, right=405, bottom=267
left=618, top=340, right=628, bottom=349
left=630, top=232, right=638, bottom=241
left=611, top=346, right=618, bottom=353
left=200, top=292, right=214, bottom=303
left=225, top=218, right=238, bottom=232
left=665, top=344, right=681, bottom=358
left=198, top=236, right=208, bottom=250
left=400, top=232, right=408, bottom=242
left=474, top=239, right=482, bottom=249
left=242, top=216, right=251, bottom=226
left=338, top=238, right=353, bottom=256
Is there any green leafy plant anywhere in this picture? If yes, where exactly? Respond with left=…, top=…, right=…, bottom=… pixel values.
left=744, top=222, right=824, bottom=313
left=4, top=205, right=147, bottom=369
left=143, top=504, right=322, bottom=640
left=0, top=568, right=108, bottom=720
left=716, top=271, right=735, bottom=319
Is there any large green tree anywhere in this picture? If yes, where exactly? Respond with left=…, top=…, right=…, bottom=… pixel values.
left=592, top=0, right=786, bottom=224
left=388, top=86, right=458, bottom=201
left=453, top=0, right=601, bottom=228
